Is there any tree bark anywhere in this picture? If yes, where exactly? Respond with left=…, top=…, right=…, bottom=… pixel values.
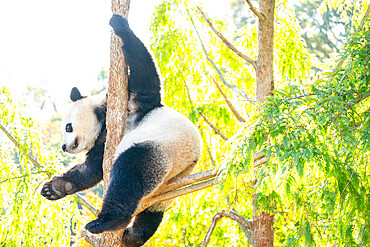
left=252, top=198, right=274, bottom=247
left=255, top=0, right=275, bottom=102
left=100, top=0, right=130, bottom=246
left=253, top=0, right=275, bottom=246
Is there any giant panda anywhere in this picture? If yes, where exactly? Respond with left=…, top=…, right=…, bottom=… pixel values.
left=41, top=14, right=202, bottom=246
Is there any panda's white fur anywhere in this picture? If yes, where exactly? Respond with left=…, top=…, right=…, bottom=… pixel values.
left=116, top=106, right=201, bottom=167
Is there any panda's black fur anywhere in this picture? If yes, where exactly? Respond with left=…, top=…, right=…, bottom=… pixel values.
left=41, top=14, right=201, bottom=247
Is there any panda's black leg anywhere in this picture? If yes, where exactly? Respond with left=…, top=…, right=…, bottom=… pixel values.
left=85, top=141, right=168, bottom=234
left=122, top=207, right=164, bottom=247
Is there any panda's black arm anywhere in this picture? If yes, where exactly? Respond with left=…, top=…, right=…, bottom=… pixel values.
left=61, top=146, right=104, bottom=192
left=41, top=133, right=105, bottom=200
left=109, top=15, right=162, bottom=113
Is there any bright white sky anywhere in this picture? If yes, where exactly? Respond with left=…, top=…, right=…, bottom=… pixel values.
left=0, top=0, right=231, bottom=116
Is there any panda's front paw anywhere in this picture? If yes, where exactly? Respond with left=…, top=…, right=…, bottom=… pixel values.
left=40, top=176, right=74, bottom=200
left=109, top=14, right=129, bottom=35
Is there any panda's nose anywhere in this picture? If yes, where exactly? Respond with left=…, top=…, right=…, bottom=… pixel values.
left=62, top=144, right=67, bottom=152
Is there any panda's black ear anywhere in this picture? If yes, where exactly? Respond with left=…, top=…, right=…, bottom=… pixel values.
left=70, top=87, right=84, bottom=102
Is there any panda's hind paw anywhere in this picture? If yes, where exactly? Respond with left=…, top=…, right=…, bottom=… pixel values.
left=85, top=218, right=107, bottom=234
left=85, top=215, right=131, bottom=234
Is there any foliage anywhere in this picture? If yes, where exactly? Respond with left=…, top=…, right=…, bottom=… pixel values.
left=226, top=21, right=370, bottom=246
left=0, top=87, right=87, bottom=246
left=294, top=0, right=353, bottom=61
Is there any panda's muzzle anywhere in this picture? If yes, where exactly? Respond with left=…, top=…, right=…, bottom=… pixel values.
left=61, top=138, right=79, bottom=152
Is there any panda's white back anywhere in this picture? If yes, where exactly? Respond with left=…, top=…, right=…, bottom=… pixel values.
left=114, top=106, right=202, bottom=183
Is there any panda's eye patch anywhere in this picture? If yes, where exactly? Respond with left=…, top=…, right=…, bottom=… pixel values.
left=66, top=123, right=73, bottom=133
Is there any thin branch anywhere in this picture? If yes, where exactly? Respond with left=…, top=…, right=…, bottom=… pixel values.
left=0, top=123, right=48, bottom=175
left=210, top=76, right=246, bottom=122
left=245, top=0, right=264, bottom=21
left=197, top=6, right=257, bottom=69
left=75, top=193, right=99, bottom=217
left=336, top=4, right=370, bottom=68
left=0, top=171, right=49, bottom=184
left=186, top=7, right=256, bottom=104
left=359, top=4, right=370, bottom=27
left=202, top=212, right=222, bottom=247
left=254, top=156, right=268, bottom=168
left=282, top=93, right=316, bottom=101
left=252, top=151, right=266, bottom=161
left=206, top=144, right=217, bottom=167
left=196, top=110, right=229, bottom=140
left=202, top=210, right=252, bottom=247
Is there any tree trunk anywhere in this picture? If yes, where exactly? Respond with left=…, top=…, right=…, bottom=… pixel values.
left=100, top=0, right=130, bottom=246
left=253, top=0, right=275, bottom=246
left=255, top=0, right=275, bottom=102
left=252, top=196, right=274, bottom=247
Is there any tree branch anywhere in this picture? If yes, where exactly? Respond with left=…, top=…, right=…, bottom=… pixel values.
left=210, top=76, right=246, bottom=122
left=186, top=7, right=257, bottom=104
left=81, top=229, right=101, bottom=247
left=202, top=212, right=222, bottom=247
left=133, top=151, right=266, bottom=217
left=197, top=6, right=257, bottom=70
left=196, top=110, right=229, bottom=140
left=254, top=156, right=268, bottom=168
left=252, top=151, right=266, bottom=161
left=154, top=169, right=218, bottom=196
left=245, top=0, right=264, bottom=21
left=75, top=193, right=99, bottom=217
left=134, top=178, right=216, bottom=217
left=202, top=210, right=252, bottom=247
left=336, top=4, right=370, bottom=68
left=359, top=4, right=370, bottom=28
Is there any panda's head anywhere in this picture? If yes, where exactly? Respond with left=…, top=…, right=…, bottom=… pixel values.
left=61, top=87, right=106, bottom=154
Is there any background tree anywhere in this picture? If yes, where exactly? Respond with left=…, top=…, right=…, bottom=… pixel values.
left=294, top=0, right=353, bottom=61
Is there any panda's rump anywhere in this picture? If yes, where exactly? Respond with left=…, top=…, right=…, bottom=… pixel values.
left=114, top=106, right=201, bottom=185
